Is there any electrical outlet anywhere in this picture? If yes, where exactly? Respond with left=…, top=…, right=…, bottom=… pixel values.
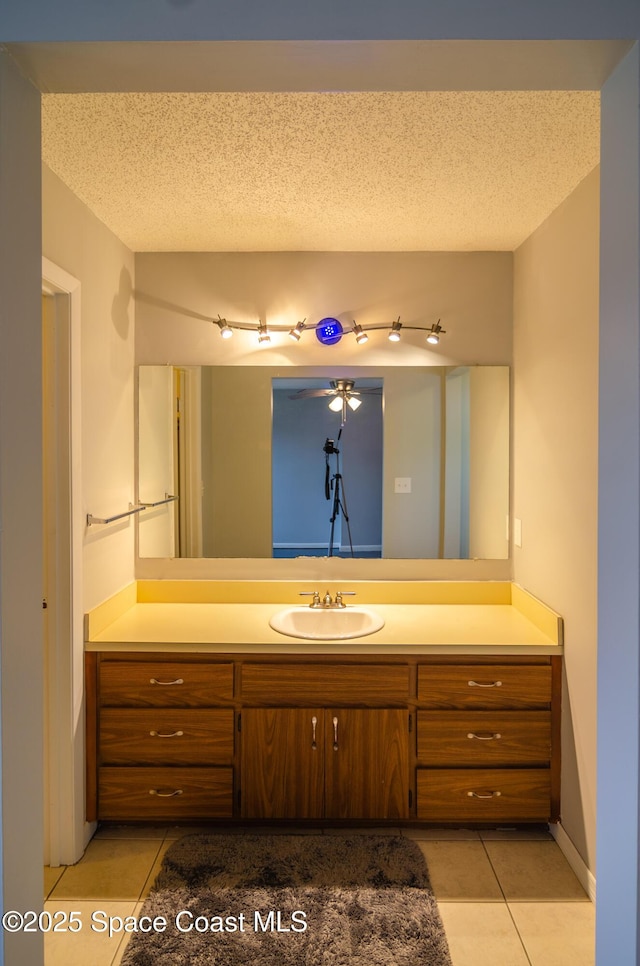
left=394, top=477, right=412, bottom=494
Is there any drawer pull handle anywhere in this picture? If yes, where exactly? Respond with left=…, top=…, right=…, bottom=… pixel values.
left=311, top=716, right=318, bottom=750
left=467, top=732, right=502, bottom=741
left=467, top=790, right=502, bottom=799
left=150, top=730, right=184, bottom=738
left=333, top=716, right=339, bottom=751
left=149, top=788, right=184, bottom=798
left=149, top=678, right=184, bottom=686
left=468, top=680, right=502, bottom=688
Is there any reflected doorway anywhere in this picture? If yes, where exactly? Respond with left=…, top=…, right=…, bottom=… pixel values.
left=272, top=380, right=383, bottom=557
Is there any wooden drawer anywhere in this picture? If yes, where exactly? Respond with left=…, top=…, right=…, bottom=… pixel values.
left=417, top=768, right=551, bottom=823
left=98, top=766, right=234, bottom=820
left=241, top=663, right=409, bottom=705
left=417, top=711, right=551, bottom=766
left=99, top=661, right=234, bottom=707
left=99, top=709, right=234, bottom=765
left=418, top=664, right=552, bottom=709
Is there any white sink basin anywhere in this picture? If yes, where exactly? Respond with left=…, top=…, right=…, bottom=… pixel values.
left=269, top=606, right=385, bottom=641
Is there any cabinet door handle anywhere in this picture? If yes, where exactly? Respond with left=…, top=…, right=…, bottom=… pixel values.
left=467, top=732, right=502, bottom=741
left=466, top=790, right=502, bottom=799
left=149, top=730, right=184, bottom=738
left=332, top=716, right=339, bottom=751
left=311, top=716, right=318, bottom=750
left=467, top=680, right=502, bottom=688
left=149, top=678, right=184, bottom=686
left=149, top=788, right=184, bottom=798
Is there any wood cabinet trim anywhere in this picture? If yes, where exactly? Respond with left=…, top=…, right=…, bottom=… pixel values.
left=85, top=651, right=98, bottom=823
left=241, top=663, right=410, bottom=705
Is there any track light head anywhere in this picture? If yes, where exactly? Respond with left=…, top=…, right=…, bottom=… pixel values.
left=216, top=317, right=233, bottom=339
left=352, top=322, right=369, bottom=345
left=257, top=321, right=271, bottom=345
left=288, top=319, right=306, bottom=342
left=426, top=320, right=446, bottom=345
left=388, top=318, right=402, bottom=342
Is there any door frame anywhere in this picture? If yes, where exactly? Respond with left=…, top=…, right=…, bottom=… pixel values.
left=41, top=257, right=89, bottom=865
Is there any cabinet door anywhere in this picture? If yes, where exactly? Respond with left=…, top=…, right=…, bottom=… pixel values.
left=241, top=708, right=324, bottom=819
left=325, top=709, right=409, bottom=820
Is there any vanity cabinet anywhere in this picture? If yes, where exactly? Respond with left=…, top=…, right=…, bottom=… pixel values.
left=86, top=652, right=560, bottom=826
left=88, top=654, right=235, bottom=821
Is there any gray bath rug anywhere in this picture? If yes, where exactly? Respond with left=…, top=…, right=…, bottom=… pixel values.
left=121, top=833, right=453, bottom=965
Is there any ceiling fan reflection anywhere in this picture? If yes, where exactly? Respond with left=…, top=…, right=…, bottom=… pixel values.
left=289, top=379, right=382, bottom=425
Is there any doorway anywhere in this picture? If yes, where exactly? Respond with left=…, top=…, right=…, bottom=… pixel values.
left=41, top=258, right=86, bottom=866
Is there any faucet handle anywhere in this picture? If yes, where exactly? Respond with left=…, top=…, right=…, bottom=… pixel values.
left=299, top=591, right=321, bottom=607
left=334, top=591, right=356, bottom=607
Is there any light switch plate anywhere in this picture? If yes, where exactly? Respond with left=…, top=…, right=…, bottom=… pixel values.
left=514, top=517, right=522, bottom=548
left=394, top=477, right=412, bottom=493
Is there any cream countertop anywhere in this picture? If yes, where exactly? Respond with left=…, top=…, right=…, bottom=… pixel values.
left=85, top=582, right=563, bottom=656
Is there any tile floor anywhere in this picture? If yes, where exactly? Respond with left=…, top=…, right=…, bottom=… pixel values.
left=43, top=825, right=594, bottom=965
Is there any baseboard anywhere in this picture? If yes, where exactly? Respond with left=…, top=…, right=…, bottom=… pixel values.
left=84, top=820, right=98, bottom=850
left=550, top=822, right=596, bottom=903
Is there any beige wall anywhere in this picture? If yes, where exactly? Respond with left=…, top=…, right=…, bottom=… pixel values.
left=203, top=366, right=273, bottom=556
left=469, top=366, right=510, bottom=559
left=513, top=166, right=599, bottom=871
left=138, top=365, right=175, bottom=557
left=135, top=250, right=512, bottom=368
left=42, top=164, right=136, bottom=610
left=382, top=368, right=441, bottom=557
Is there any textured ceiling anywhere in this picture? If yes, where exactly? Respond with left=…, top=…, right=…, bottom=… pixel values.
left=41, top=90, right=599, bottom=252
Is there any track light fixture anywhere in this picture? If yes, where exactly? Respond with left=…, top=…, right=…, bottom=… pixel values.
left=211, top=315, right=446, bottom=347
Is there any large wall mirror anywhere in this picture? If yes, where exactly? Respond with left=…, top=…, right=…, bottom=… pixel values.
left=137, top=365, right=509, bottom=560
